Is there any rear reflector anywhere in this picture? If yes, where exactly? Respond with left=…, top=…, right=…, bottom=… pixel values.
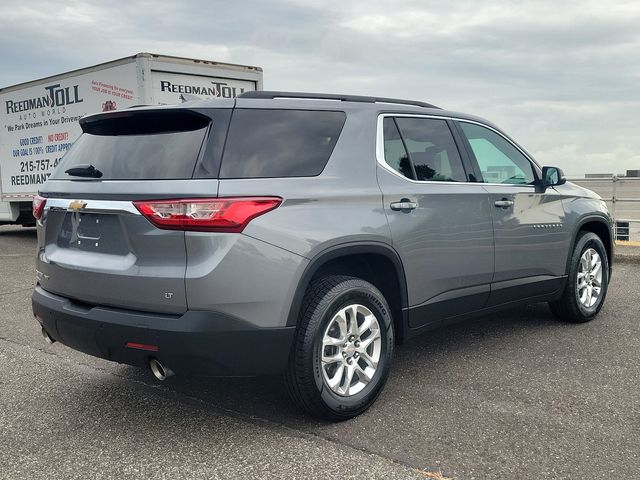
left=133, top=197, right=281, bottom=233
left=32, top=195, right=46, bottom=220
left=125, top=342, right=159, bottom=352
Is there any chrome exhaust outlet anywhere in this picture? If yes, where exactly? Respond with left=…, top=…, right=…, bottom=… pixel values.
left=41, top=327, right=55, bottom=345
left=149, top=358, right=174, bottom=381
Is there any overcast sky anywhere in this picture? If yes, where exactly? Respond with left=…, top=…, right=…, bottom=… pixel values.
left=1, top=0, right=638, bottom=176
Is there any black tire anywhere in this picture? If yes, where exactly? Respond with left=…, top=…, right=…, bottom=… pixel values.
left=549, top=231, right=609, bottom=323
left=285, top=275, right=394, bottom=421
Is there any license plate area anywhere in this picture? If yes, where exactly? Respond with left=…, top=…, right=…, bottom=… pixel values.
left=57, top=212, right=128, bottom=254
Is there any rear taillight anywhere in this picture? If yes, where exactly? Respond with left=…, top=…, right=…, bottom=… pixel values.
left=133, top=197, right=282, bottom=233
left=32, top=195, right=46, bottom=220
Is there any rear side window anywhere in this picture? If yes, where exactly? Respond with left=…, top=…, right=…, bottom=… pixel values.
left=394, top=118, right=467, bottom=182
left=219, top=109, right=346, bottom=178
left=382, top=117, right=414, bottom=179
left=53, top=110, right=210, bottom=180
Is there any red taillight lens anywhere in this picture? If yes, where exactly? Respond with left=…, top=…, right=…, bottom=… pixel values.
left=133, top=197, right=282, bottom=233
left=32, top=195, right=46, bottom=220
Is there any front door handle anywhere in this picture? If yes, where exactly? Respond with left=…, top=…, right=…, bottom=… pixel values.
left=390, top=199, right=418, bottom=211
left=494, top=198, right=514, bottom=209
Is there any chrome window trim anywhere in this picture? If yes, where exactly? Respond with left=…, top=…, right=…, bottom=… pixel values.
left=376, top=113, right=539, bottom=187
left=44, top=198, right=141, bottom=215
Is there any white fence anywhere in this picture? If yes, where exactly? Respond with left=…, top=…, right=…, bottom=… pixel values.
left=569, top=176, right=640, bottom=242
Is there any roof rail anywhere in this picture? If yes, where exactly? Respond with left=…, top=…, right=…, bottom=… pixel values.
left=238, top=91, right=441, bottom=109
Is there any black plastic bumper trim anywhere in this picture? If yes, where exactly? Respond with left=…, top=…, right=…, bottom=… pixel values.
left=32, top=286, right=294, bottom=377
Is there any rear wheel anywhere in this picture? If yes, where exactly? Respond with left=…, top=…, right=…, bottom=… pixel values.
left=549, top=231, right=609, bottom=323
left=285, top=275, right=394, bottom=420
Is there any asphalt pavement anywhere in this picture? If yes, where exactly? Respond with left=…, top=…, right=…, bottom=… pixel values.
left=1, top=225, right=638, bottom=479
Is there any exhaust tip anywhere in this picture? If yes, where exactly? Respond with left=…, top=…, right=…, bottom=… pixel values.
left=149, top=358, right=174, bottom=381
left=41, top=327, right=55, bottom=345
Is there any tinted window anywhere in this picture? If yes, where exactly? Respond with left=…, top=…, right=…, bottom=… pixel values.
left=53, top=111, right=209, bottom=180
left=459, top=122, right=535, bottom=185
left=193, top=109, right=232, bottom=178
left=395, top=118, right=466, bottom=182
left=382, top=117, right=414, bottom=179
left=220, top=109, right=346, bottom=178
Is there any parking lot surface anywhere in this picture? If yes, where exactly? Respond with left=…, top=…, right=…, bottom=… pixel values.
left=1, top=225, right=638, bottom=479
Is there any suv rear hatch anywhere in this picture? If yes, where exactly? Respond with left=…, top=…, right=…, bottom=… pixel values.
left=36, top=108, right=224, bottom=314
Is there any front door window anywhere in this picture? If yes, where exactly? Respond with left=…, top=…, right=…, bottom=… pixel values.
left=459, top=122, right=535, bottom=185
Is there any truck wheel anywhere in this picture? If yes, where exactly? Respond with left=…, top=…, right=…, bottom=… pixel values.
left=549, top=231, right=609, bottom=323
left=285, top=275, right=394, bottom=420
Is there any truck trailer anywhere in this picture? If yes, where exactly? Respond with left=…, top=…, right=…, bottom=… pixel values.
left=0, top=52, right=263, bottom=225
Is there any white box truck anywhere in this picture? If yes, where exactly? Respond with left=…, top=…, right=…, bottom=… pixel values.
left=0, top=52, right=263, bottom=225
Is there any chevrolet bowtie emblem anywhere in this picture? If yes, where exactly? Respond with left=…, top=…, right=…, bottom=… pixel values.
left=69, top=200, right=87, bottom=211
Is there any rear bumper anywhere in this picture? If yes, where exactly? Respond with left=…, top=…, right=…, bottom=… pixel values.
left=32, top=286, right=295, bottom=376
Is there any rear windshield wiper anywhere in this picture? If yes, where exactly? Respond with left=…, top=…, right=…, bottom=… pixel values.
left=64, top=164, right=103, bottom=178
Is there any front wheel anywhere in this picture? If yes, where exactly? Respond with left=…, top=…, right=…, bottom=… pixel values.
left=549, top=231, right=609, bottom=323
left=285, top=275, right=394, bottom=420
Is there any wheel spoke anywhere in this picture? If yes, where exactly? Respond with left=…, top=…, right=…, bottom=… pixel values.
left=360, top=350, right=378, bottom=369
left=323, top=335, right=344, bottom=347
left=354, top=363, right=373, bottom=383
left=347, top=305, right=359, bottom=337
left=333, top=312, right=348, bottom=341
left=326, top=363, right=345, bottom=389
left=580, top=288, right=588, bottom=305
left=322, top=350, right=342, bottom=364
left=357, top=313, right=374, bottom=335
left=340, top=364, right=355, bottom=395
left=358, top=329, right=380, bottom=351
left=591, top=261, right=602, bottom=276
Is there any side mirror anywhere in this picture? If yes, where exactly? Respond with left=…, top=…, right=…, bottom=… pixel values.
left=541, top=166, right=566, bottom=187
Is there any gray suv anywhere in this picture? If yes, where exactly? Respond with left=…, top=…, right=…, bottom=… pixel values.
left=32, top=91, right=613, bottom=420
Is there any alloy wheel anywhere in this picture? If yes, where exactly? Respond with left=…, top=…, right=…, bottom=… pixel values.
left=320, top=304, right=382, bottom=396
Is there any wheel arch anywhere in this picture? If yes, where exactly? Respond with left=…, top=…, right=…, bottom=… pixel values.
left=286, top=242, right=409, bottom=343
left=566, top=215, right=613, bottom=275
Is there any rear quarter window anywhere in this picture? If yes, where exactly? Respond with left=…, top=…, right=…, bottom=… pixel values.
left=219, top=109, right=346, bottom=178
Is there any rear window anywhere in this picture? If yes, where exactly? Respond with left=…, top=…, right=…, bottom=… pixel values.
left=219, top=109, right=346, bottom=178
left=52, top=110, right=210, bottom=180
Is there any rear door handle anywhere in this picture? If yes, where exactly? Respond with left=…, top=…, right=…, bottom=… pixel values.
left=390, top=200, right=418, bottom=211
left=494, top=198, right=514, bottom=209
